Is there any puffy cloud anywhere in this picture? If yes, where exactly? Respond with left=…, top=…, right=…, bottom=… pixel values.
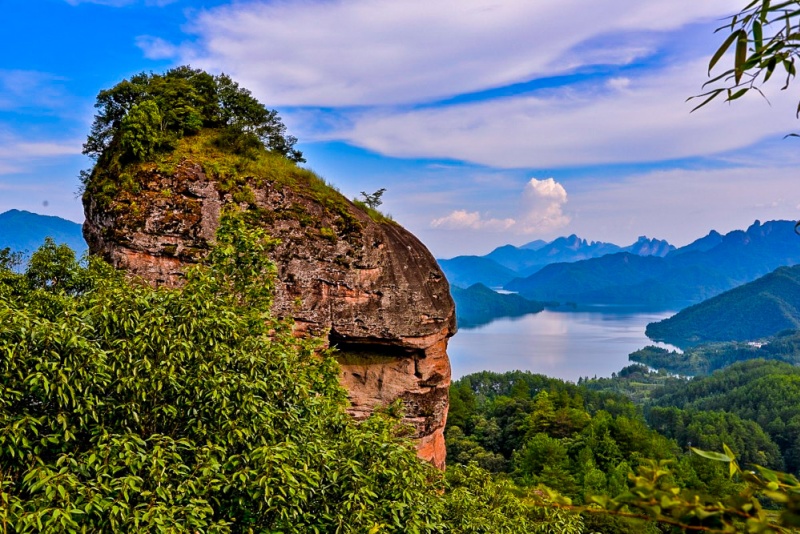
left=145, top=0, right=737, bottom=106
left=430, top=177, right=569, bottom=234
left=518, top=178, right=570, bottom=233
left=431, top=210, right=515, bottom=231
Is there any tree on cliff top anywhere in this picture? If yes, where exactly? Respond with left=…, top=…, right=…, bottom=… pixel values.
left=83, top=66, right=304, bottom=164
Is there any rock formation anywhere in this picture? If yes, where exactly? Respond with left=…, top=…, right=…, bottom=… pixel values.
left=83, top=154, right=456, bottom=468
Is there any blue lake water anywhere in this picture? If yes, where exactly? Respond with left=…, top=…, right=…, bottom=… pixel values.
left=447, top=309, right=680, bottom=382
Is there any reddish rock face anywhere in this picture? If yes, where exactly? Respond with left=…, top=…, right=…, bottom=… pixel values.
left=83, top=159, right=456, bottom=468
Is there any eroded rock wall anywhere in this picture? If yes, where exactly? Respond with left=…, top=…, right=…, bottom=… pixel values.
left=83, top=160, right=456, bottom=468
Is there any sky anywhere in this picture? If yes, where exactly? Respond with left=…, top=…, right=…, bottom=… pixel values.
left=2, top=0, right=799, bottom=258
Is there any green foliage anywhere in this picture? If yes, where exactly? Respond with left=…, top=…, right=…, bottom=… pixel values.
left=0, top=214, right=590, bottom=533
left=692, top=0, right=800, bottom=117
left=650, top=360, right=800, bottom=472
left=83, top=66, right=304, bottom=165
left=630, top=332, right=800, bottom=376
left=360, top=188, right=386, bottom=210
left=445, top=371, right=687, bottom=506
left=580, top=364, right=682, bottom=404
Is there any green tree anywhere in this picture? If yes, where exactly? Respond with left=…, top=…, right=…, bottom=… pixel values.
left=83, top=66, right=304, bottom=164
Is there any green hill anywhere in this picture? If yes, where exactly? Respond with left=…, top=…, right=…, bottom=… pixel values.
left=451, top=283, right=546, bottom=328
left=646, top=264, right=800, bottom=346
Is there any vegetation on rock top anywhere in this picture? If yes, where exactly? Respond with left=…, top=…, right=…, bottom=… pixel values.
left=81, top=66, right=391, bottom=227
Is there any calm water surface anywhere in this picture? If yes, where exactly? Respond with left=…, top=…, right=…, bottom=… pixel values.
left=448, top=309, right=679, bottom=382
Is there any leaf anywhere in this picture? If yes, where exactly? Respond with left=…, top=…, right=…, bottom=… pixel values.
left=709, top=30, right=741, bottom=73
left=735, top=30, right=749, bottom=83
left=691, top=447, right=732, bottom=463
left=754, top=19, right=763, bottom=51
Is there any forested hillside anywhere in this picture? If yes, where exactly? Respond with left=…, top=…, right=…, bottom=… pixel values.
left=646, top=265, right=800, bottom=346
left=649, top=360, right=800, bottom=472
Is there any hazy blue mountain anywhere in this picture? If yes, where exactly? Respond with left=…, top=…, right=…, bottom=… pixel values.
left=646, top=264, right=800, bottom=346
left=441, top=233, right=674, bottom=289
left=505, top=220, right=800, bottom=309
left=623, top=236, right=675, bottom=257
left=667, top=230, right=723, bottom=257
left=438, top=256, right=519, bottom=288
left=0, top=210, right=86, bottom=258
left=520, top=239, right=547, bottom=250
left=451, top=283, right=547, bottom=328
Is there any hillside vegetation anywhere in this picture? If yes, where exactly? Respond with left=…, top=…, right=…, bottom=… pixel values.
left=646, top=264, right=800, bottom=346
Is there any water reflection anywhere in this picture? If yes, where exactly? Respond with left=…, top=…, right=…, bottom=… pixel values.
left=448, top=309, right=680, bottom=382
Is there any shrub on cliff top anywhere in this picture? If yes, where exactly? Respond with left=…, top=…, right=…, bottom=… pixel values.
left=83, top=66, right=304, bottom=165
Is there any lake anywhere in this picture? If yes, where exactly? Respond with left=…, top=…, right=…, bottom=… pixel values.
left=447, top=309, right=679, bottom=382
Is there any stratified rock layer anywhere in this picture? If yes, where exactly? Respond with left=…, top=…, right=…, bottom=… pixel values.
left=83, top=158, right=456, bottom=468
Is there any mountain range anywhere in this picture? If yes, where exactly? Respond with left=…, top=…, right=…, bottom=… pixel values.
left=439, top=234, right=674, bottom=288
left=505, top=220, right=800, bottom=309
left=0, top=209, right=87, bottom=258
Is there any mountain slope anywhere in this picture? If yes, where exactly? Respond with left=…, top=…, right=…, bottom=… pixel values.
left=0, top=210, right=87, bottom=257
left=646, top=264, right=800, bottom=346
left=438, top=256, right=519, bottom=288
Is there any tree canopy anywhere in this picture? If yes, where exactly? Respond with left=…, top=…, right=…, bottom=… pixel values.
left=83, top=66, right=304, bottom=165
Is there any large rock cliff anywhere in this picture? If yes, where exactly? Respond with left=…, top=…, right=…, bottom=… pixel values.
left=83, top=140, right=455, bottom=467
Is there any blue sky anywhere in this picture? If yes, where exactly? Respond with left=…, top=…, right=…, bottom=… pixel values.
left=2, top=0, right=799, bottom=258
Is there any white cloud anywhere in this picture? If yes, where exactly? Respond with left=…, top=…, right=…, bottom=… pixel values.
left=518, top=178, right=570, bottom=233
left=136, top=36, right=181, bottom=60
left=564, top=165, right=800, bottom=248
left=0, top=70, right=67, bottom=111
left=429, top=177, right=569, bottom=234
left=431, top=210, right=515, bottom=231
left=147, top=0, right=739, bottom=106
left=0, top=137, right=81, bottom=175
left=338, top=57, right=800, bottom=167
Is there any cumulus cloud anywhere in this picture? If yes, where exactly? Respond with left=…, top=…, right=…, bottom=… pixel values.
left=144, top=0, right=737, bottom=106
left=518, top=178, right=570, bottom=233
left=431, top=210, right=515, bottom=231
left=430, top=177, right=569, bottom=234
